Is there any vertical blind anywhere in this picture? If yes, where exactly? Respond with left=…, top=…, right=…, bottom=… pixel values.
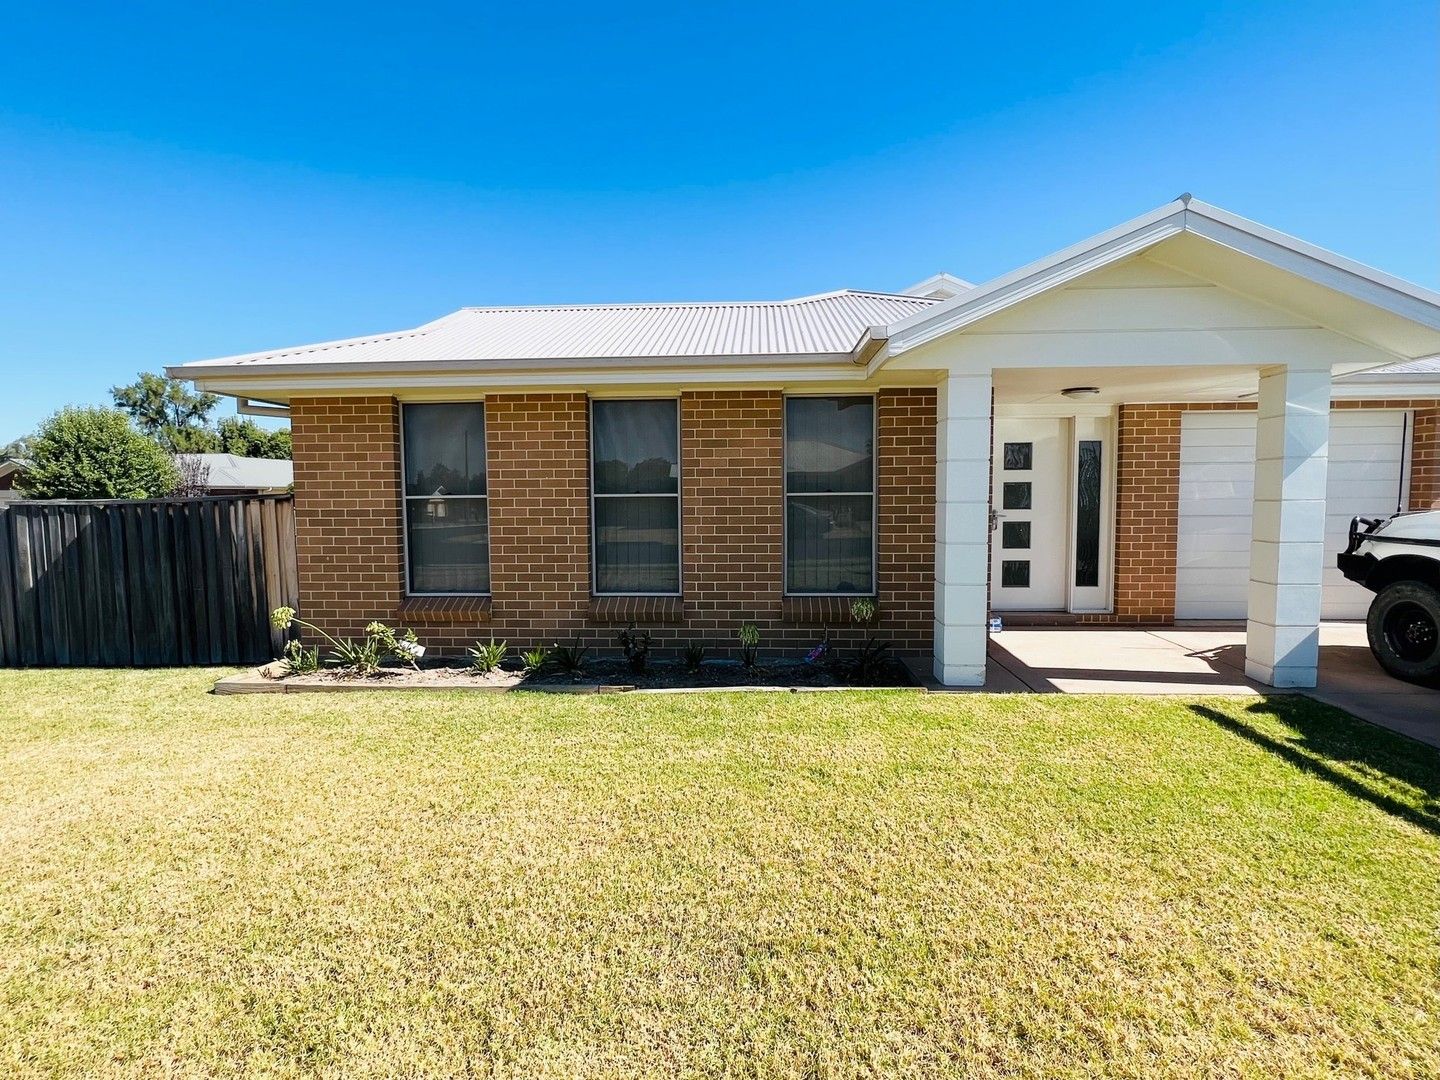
left=784, top=396, right=875, bottom=594
left=402, top=403, right=490, bottom=593
left=591, top=399, right=680, bottom=594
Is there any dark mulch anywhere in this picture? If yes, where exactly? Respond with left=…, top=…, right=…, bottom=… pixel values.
left=525, top=655, right=917, bottom=689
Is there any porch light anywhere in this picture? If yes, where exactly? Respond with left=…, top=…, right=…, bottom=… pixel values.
left=1061, top=386, right=1101, bottom=398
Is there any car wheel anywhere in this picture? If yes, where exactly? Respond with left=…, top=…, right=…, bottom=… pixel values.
left=1366, top=581, right=1440, bottom=685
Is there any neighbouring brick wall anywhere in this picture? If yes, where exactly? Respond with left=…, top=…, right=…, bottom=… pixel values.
left=287, top=388, right=937, bottom=659
left=290, top=397, right=405, bottom=640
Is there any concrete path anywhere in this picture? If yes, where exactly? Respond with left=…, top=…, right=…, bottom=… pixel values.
left=923, top=622, right=1440, bottom=749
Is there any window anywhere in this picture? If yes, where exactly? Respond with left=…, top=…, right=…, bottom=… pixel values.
left=591, top=399, right=680, bottom=595
left=1075, top=440, right=1102, bottom=587
left=784, top=396, right=875, bottom=594
left=402, top=403, right=490, bottom=594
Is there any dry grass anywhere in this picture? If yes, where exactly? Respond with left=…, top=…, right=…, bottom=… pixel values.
left=0, top=670, right=1437, bottom=1078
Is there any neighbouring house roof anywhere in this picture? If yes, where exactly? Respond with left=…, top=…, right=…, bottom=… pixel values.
left=170, top=290, right=941, bottom=375
left=178, top=454, right=292, bottom=491
left=0, top=458, right=31, bottom=479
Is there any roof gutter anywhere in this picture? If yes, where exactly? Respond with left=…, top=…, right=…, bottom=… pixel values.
left=849, top=326, right=889, bottom=366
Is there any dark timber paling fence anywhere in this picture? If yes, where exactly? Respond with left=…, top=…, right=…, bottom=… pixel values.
left=0, top=495, right=298, bottom=667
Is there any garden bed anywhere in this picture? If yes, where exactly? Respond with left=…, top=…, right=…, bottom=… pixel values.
left=214, top=655, right=920, bottom=695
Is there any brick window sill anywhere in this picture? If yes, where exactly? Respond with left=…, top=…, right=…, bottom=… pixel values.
left=395, top=596, right=493, bottom=624
left=587, top=596, right=687, bottom=625
left=781, top=596, right=876, bottom=626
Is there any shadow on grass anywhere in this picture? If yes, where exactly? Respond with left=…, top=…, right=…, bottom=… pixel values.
left=1191, top=698, right=1440, bottom=837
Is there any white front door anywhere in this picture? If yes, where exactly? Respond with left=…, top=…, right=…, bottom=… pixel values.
left=991, top=418, right=1068, bottom=610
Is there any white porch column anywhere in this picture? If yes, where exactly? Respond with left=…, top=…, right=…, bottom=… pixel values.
left=1244, top=362, right=1332, bottom=688
left=934, top=371, right=992, bottom=686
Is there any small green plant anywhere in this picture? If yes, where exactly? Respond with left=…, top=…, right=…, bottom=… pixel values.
left=850, top=598, right=878, bottom=625
left=270, top=608, right=423, bottom=677
left=520, top=646, right=552, bottom=677
left=551, top=641, right=590, bottom=676
left=738, top=621, right=760, bottom=669
left=280, top=639, right=319, bottom=675
left=681, top=642, right=706, bottom=672
left=848, top=637, right=896, bottom=686
left=619, top=624, right=651, bottom=675
left=468, top=639, right=508, bottom=674
left=366, top=621, right=423, bottom=671
left=329, top=635, right=383, bottom=675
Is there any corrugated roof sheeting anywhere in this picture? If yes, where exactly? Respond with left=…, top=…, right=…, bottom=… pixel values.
left=181, top=291, right=938, bottom=369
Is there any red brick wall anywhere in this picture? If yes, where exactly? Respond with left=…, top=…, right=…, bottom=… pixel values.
left=286, top=389, right=937, bottom=659
left=1109, top=399, right=1440, bottom=623
left=1412, top=407, right=1440, bottom=510
left=290, top=397, right=405, bottom=640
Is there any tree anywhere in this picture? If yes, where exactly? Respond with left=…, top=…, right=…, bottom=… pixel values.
left=172, top=454, right=212, bottom=498
left=20, top=407, right=178, bottom=499
left=1, top=435, right=32, bottom=461
left=215, top=416, right=292, bottom=459
left=111, top=372, right=219, bottom=451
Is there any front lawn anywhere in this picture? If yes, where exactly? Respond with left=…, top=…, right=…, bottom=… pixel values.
left=0, top=672, right=1436, bottom=1078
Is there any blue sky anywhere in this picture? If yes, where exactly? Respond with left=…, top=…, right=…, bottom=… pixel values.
left=1, top=1, right=1436, bottom=441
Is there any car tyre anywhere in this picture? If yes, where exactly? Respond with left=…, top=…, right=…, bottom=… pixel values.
left=1366, top=581, right=1440, bottom=686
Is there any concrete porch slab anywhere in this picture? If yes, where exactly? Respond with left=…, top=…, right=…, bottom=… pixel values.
left=968, top=622, right=1440, bottom=748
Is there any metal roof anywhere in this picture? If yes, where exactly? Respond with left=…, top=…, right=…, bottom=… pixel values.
left=1353, top=356, right=1440, bottom=376
left=177, top=454, right=293, bottom=490
left=176, top=290, right=939, bottom=372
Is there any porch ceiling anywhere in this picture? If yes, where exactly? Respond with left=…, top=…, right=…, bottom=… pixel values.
left=992, top=364, right=1261, bottom=405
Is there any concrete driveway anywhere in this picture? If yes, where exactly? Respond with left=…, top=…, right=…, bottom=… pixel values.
left=968, top=622, right=1440, bottom=748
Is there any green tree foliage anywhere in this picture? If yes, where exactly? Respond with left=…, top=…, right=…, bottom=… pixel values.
left=215, top=417, right=292, bottom=459
left=19, top=407, right=178, bottom=499
left=1, top=435, right=32, bottom=461
left=111, top=372, right=219, bottom=451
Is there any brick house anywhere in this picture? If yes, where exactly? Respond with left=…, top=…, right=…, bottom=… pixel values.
left=169, top=197, right=1440, bottom=688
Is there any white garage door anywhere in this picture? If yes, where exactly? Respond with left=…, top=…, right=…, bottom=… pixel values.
left=1176, top=410, right=1409, bottom=620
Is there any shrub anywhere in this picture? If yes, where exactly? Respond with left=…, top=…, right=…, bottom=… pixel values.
left=848, top=637, right=896, bottom=686
left=520, top=646, right=551, bottom=677
left=551, top=642, right=590, bottom=676
left=269, top=608, right=421, bottom=677
left=682, top=642, right=706, bottom=672
left=738, top=622, right=760, bottom=669
left=619, top=624, right=651, bottom=675
left=20, top=406, right=179, bottom=499
left=849, top=598, right=878, bottom=625
left=280, top=639, right=319, bottom=675
left=468, top=639, right=507, bottom=674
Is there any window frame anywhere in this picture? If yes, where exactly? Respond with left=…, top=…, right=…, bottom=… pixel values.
left=398, top=400, right=493, bottom=597
left=588, top=396, right=683, bottom=598
left=781, top=393, right=878, bottom=598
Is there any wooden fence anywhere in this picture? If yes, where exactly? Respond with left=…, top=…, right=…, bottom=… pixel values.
left=0, top=495, right=297, bottom=667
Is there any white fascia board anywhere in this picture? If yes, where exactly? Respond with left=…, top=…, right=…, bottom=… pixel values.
left=879, top=199, right=1191, bottom=356
left=1330, top=376, right=1440, bottom=399
left=1181, top=200, right=1440, bottom=321
left=877, top=196, right=1440, bottom=369
left=166, top=350, right=854, bottom=382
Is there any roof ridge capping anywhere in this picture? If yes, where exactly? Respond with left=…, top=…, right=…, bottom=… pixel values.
left=863, top=194, right=1440, bottom=366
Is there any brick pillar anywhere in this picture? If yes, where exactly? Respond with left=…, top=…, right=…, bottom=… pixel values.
left=1113, top=405, right=1182, bottom=621
left=289, top=396, right=404, bottom=640
left=1410, top=407, right=1440, bottom=510
left=486, top=394, right=591, bottom=646
left=877, top=388, right=937, bottom=655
